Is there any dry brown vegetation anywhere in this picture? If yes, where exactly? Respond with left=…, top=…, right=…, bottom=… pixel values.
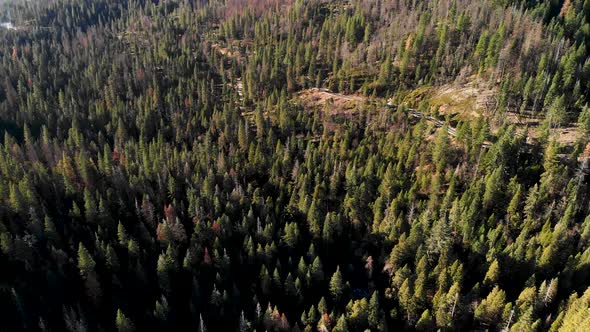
left=399, top=77, right=496, bottom=118
left=398, top=78, right=581, bottom=146
left=294, top=88, right=397, bottom=133
left=297, top=88, right=369, bottom=114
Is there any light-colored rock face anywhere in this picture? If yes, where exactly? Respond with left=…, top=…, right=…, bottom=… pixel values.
left=1, top=22, right=16, bottom=30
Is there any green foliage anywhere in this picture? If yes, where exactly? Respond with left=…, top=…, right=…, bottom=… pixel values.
left=77, top=243, right=96, bottom=275
left=329, top=266, right=344, bottom=303
left=333, top=314, right=349, bottom=332
left=116, top=309, right=135, bottom=332
left=475, top=286, right=507, bottom=326
left=0, top=0, right=590, bottom=330
left=483, top=259, right=501, bottom=286
left=551, top=288, right=590, bottom=331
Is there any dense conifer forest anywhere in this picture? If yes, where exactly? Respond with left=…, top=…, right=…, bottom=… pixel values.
left=1, top=0, right=590, bottom=330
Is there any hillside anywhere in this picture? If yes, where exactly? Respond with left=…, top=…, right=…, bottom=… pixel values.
left=1, top=0, right=590, bottom=331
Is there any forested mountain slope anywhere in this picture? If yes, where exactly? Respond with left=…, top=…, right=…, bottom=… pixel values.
left=1, top=0, right=590, bottom=331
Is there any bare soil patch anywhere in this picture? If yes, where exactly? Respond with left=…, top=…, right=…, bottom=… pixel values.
left=427, top=78, right=496, bottom=119
left=297, top=88, right=369, bottom=115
